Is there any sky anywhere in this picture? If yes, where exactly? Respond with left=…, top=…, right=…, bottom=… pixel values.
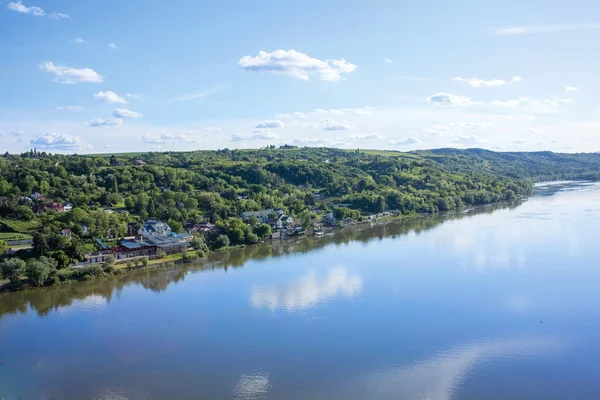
left=1, top=0, right=600, bottom=154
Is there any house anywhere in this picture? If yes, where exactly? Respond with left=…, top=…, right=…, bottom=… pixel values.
left=135, top=159, right=147, bottom=166
left=18, top=196, right=33, bottom=205
left=63, top=202, right=73, bottom=212
left=47, top=202, right=64, bottom=212
left=60, top=229, right=73, bottom=239
left=80, top=224, right=90, bottom=236
left=326, top=212, right=336, bottom=221
left=187, top=222, right=215, bottom=233
left=30, top=192, right=44, bottom=201
left=0, top=196, right=9, bottom=204
left=280, top=215, right=294, bottom=226
left=240, top=209, right=275, bottom=224
left=139, top=220, right=172, bottom=239
left=269, top=218, right=282, bottom=230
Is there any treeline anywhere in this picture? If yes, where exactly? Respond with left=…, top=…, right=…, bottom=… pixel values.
left=1, top=147, right=599, bottom=283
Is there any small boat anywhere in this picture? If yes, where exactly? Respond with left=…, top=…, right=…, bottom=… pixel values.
left=313, top=229, right=324, bottom=237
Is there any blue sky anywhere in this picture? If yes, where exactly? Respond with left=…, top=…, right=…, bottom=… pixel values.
left=1, top=0, right=600, bottom=153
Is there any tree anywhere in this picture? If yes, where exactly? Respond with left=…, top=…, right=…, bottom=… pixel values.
left=167, top=218, right=183, bottom=233
left=141, top=256, right=149, bottom=266
left=0, top=239, right=7, bottom=255
left=298, top=209, right=312, bottom=230
left=215, top=234, right=230, bottom=249
left=112, top=176, right=119, bottom=193
left=190, top=236, right=209, bottom=253
left=148, top=198, right=157, bottom=217
left=26, top=257, right=57, bottom=286
left=254, top=223, right=272, bottom=239
left=246, top=231, right=259, bottom=244
left=248, top=216, right=258, bottom=226
left=0, top=257, right=25, bottom=284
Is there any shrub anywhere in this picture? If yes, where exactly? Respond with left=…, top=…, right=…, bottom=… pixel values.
left=141, top=256, right=149, bottom=266
left=57, top=269, right=73, bottom=282
left=126, top=260, right=134, bottom=268
left=156, top=249, right=166, bottom=259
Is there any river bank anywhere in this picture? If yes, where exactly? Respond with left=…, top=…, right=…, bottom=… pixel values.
left=0, top=200, right=524, bottom=294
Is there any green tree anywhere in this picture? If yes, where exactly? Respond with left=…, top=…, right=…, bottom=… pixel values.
left=248, top=216, right=258, bottom=226
left=0, top=239, right=7, bottom=255
left=254, top=223, right=272, bottom=239
left=215, top=234, right=230, bottom=248
left=26, top=257, right=57, bottom=286
left=148, top=198, right=157, bottom=217
left=0, top=257, right=25, bottom=284
left=298, top=209, right=312, bottom=230
left=112, top=175, right=119, bottom=193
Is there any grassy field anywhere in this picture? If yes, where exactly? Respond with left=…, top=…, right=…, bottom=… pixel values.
left=0, top=219, right=41, bottom=233
left=0, top=232, right=33, bottom=241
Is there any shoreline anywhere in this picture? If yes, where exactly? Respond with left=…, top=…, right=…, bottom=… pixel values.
left=0, top=200, right=525, bottom=294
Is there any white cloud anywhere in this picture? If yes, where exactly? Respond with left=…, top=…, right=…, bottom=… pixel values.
left=104, top=144, right=113, bottom=148
left=255, top=120, right=284, bottom=129
left=107, top=43, right=118, bottom=50
left=389, top=137, right=422, bottom=146
left=565, top=121, right=600, bottom=128
left=384, top=58, right=395, bottom=64
left=238, top=49, right=356, bottom=82
left=165, top=84, right=225, bottom=104
left=527, top=128, right=542, bottom=134
left=490, top=96, right=571, bottom=111
left=455, top=135, right=484, bottom=145
left=93, top=91, right=127, bottom=104
left=250, top=267, right=362, bottom=312
left=39, top=62, right=103, bottom=84
left=142, top=132, right=202, bottom=144
left=74, top=38, right=87, bottom=44
left=352, top=133, right=383, bottom=140
left=494, top=24, right=600, bottom=35
left=315, top=107, right=373, bottom=116
left=7, top=1, right=44, bottom=16
left=426, top=92, right=481, bottom=106
left=453, top=76, right=521, bottom=88
left=112, top=108, right=143, bottom=119
left=565, top=86, right=578, bottom=92
left=49, top=12, right=69, bottom=19
left=292, top=137, right=345, bottom=146
left=513, top=140, right=526, bottom=145
left=231, top=130, right=279, bottom=141
left=85, top=118, right=122, bottom=128
left=449, top=122, right=491, bottom=129
left=55, top=105, right=84, bottom=112
left=125, top=93, right=139, bottom=99
left=30, top=132, right=89, bottom=151
left=319, top=119, right=351, bottom=131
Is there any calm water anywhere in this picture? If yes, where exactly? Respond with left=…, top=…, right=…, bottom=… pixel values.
left=2, top=181, right=600, bottom=400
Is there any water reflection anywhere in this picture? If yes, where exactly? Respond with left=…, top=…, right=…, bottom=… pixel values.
left=0, top=200, right=521, bottom=320
left=363, top=337, right=563, bottom=400
left=233, top=371, right=271, bottom=400
left=250, top=267, right=362, bottom=312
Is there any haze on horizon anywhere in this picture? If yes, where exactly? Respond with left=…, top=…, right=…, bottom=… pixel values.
left=1, top=0, right=599, bottom=154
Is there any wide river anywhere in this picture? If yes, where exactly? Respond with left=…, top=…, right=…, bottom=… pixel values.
left=1, top=181, right=600, bottom=400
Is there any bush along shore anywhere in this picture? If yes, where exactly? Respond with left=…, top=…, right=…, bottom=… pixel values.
left=3, top=146, right=600, bottom=291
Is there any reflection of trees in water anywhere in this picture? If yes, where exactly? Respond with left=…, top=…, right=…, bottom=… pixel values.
left=0, top=200, right=521, bottom=319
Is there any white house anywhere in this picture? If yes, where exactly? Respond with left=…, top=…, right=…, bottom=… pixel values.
left=240, top=209, right=275, bottom=224
left=63, top=202, right=73, bottom=212
left=138, top=220, right=172, bottom=239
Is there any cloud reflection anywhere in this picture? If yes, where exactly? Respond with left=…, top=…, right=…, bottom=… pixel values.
left=365, top=337, right=562, bottom=400
left=233, top=371, right=271, bottom=400
left=250, top=267, right=363, bottom=312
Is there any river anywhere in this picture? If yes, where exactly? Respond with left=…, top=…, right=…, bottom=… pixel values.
left=1, top=181, right=600, bottom=400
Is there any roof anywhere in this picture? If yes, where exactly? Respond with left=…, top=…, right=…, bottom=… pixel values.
left=61, top=229, right=72, bottom=233
left=94, top=238, right=109, bottom=250
left=119, top=241, right=147, bottom=250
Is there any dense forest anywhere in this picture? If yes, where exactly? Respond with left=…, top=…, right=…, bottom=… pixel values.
left=1, top=146, right=599, bottom=287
